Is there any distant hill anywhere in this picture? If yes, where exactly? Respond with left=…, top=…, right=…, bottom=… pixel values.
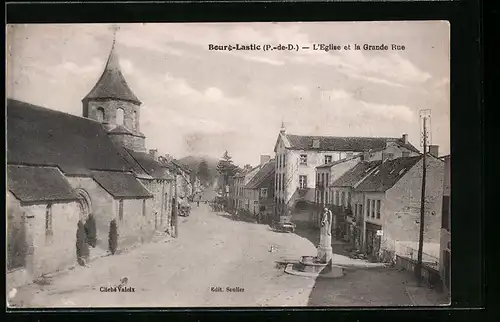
left=177, top=155, right=219, bottom=186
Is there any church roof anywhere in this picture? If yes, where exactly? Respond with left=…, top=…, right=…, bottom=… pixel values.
left=124, top=149, right=174, bottom=180
left=7, top=165, right=79, bottom=204
left=83, top=41, right=141, bottom=105
left=7, top=99, right=132, bottom=175
left=92, top=170, right=152, bottom=198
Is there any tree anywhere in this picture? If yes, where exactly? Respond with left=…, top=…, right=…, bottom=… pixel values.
left=216, top=151, right=238, bottom=189
left=84, top=214, right=97, bottom=247
left=108, top=219, right=118, bottom=255
left=76, top=220, right=89, bottom=266
left=197, top=160, right=210, bottom=186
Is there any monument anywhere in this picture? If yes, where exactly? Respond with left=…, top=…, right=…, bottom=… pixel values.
left=317, top=207, right=333, bottom=263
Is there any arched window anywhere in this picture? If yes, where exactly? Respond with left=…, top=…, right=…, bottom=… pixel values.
left=96, top=107, right=105, bottom=123
left=132, top=111, right=137, bottom=130
left=116, top=108, right=124, bottom=126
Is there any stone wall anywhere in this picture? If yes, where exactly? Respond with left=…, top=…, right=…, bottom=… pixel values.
left=7, top=192, right=81, bottom=278
left=383, top=157, right=444, bottom=253
left=66, top=177, right=115, bottom=250
left=108, top=132, right=146, bottom=153
left=85, top=99, right=141, bottom=133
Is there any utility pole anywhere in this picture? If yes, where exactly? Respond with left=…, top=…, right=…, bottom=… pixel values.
left=172, top=170, right=179, bottom=238
left=416, top=109, right=431, bottom=283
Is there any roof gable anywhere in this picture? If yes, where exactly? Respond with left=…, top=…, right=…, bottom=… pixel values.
left=92, top=170, right=152, bottom=199
left=354, top=156, right=422, bottom=192
left=7, top=99, right=132, bottom=175
left=245, top=160, right=276, bottom=189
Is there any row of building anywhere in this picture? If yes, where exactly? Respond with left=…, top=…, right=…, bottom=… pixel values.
left=227, top=123, right=451, bottom=295
left=7, top=40, right=202, bottom=285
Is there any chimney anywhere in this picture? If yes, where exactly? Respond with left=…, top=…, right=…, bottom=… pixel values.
left=429, top=145, right=439, bottom=157
left=402, top=134, right=408, bottom=145
left=260, top=155, right=271, bottom=165
left=149, top=149, right=158, bottom=160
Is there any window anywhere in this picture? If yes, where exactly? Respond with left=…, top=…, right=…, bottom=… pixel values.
left=118, top=199, right=124, bottom=221
left=132, top=111, right=137, bottom=130
left=341, top=192, right=345, bottom=207
left=367, top=199, right=371, bottom=217
left=442, top=195, right=450, bottom=231
left=321, top=173, right=325, bottom=185
left=45, top=204, right=53, bottom=239
left=325, top=191, right=329, bottom=205
left=316, top=173, right=320, bottom=184
left=347, top=191, right=351, bottom=206
left=142, top=199, right=147, bottom=217
left=324, top=155, right=332, bottom=164
left=300, top=154, right=308, bottom=165
left=358, top=204, right=363, bottom=217
left=283, top=154, right=286, bottom=168
left=116, top=108, right=124, bottom=126
left=335, top=191, right=339, bottom=205
left=354, top=204, right=358, bottom=216
left=326, top=173, right=329, bottom=186
left=376, top=200, right=381, bottom=219
left=164, top=193, right=168, bottom=210
left=299, top=175, right=307, bottom=189
left=96, top=107, right=105, bottom=122
left=282, top=174, right=285, bottom=191
left=254, top=200, right=259, bottom=204
left=371, top=200, right=376, bottom=218
left=260, top=188, right=268, bottom=199
left=402, top=151, right=410, bottom=157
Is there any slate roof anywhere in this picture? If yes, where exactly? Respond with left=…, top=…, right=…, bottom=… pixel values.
left=355, top=156, right=423, bottom=192
left=332, top=160, right=383, bottom=188
left=7, top=99, right=132, bottom=175
left=7, top=165, right=79, bottom=203
left=316, top=154, right=362, bottom=169
left=125, top=149, right=174, bottom=180
left=83, top=42, right=141, bottom=105
left=108, top=125, right=146, bottom=138
left=116, top=148, right=152, bottom=179
left=245, top=159, right=276, bottom=189
left=285, top=134, right=419, bottom=153
left=92, top=170, right=152, bottom=198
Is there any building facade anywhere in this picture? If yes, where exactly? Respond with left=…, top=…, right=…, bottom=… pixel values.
left=274, top=124, right=420, bottom=217
left=243, top=157, right=275, bottom=218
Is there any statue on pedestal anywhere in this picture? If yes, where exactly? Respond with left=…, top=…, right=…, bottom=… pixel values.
left=317, top=207, right=333, bottom=263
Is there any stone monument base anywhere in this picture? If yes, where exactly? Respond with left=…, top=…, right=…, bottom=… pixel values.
left=317, top=245, right=333, bottom=263
left=284, top=255, right=345, bottom=279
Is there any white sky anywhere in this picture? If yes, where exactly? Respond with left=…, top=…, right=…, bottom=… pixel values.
left=6, top=22, right=450, bottom=166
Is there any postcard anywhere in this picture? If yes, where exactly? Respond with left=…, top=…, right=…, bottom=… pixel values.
left=6, top=21, right=450, bottom=308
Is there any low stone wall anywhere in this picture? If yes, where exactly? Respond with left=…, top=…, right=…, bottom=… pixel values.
left=396, top=255, right=443, bottom=290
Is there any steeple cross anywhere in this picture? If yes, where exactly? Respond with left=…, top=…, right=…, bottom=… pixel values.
left=110, top=24, right=120, bottom=45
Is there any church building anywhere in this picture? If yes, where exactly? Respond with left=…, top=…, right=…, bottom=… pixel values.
left=7, top=36, right=174, bottom=287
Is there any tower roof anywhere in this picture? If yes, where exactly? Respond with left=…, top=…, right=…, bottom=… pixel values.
left=83, top=40, right=141, bottom=105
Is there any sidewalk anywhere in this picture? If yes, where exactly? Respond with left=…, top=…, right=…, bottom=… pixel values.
left=405, top=285, right=449, bottom=306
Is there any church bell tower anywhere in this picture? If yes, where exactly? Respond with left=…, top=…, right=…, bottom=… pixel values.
left=82, top=25, right=146, bottom=152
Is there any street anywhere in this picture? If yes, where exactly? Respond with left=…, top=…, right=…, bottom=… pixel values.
left=9, top=202, right=446, bottom=308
